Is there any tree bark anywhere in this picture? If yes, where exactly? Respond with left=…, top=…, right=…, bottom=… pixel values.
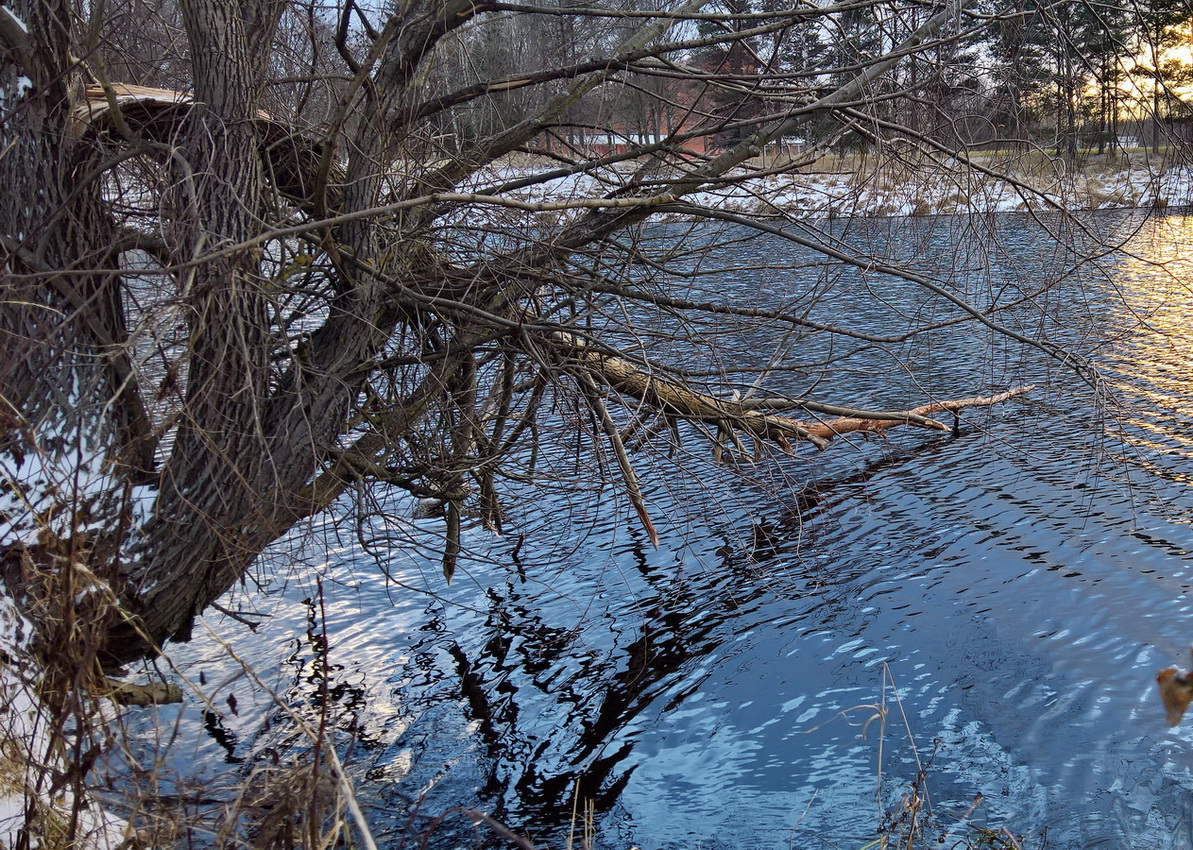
left=558, top=333, right=1033, bottom=453
left=117, top=0, right=284, bottom=650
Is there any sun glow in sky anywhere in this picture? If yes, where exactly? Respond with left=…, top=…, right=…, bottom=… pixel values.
left=1111, top=27, right=1193, bottom=116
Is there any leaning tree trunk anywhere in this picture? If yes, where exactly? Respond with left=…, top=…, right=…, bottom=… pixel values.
left=0, top=0, right=486, bottom=665
left=1, top=0, right=1027, bottom=669
left=0, top=0, right=306, bottom=665
left=115, top=0, right=286, bottom=653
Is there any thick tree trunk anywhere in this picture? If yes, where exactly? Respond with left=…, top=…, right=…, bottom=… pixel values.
left=2, top=5, right=93, bottom=422
left=117, top=0, right=284, bottom=652
left=0, top=2, right=149, bottom=535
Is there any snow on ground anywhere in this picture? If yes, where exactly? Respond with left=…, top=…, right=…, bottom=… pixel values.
left=681, top=160, right=1193, bottom=217
left=0, top=591, right=129, bottom=850
left=451, top=156, right=1193, bottom=222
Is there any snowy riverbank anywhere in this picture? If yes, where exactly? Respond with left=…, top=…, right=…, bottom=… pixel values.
left=462, top=153, right=1193, bottom=220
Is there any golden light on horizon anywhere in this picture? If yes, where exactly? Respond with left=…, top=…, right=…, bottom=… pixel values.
left=1121, top=20, right=1193, bottom=109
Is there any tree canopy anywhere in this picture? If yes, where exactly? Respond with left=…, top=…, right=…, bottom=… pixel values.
left=0, top=0, right=1174, bottom=670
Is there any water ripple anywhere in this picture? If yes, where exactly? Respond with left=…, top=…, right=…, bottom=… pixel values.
left=121, top=210, right=1193, bottom=849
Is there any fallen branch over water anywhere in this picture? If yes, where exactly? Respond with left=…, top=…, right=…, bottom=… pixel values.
left=799, top=386, right=1036, bottom=443
left=102, top=678, right=184, bottom=707
left=552, top=332, right=1033, bottom=546
left=556, top=333, right=1034, bottom=454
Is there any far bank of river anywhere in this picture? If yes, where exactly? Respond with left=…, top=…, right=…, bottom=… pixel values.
left=467, top=150, right=1193, bottom=221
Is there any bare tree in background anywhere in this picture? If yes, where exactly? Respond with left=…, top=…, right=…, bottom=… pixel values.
left=0, top=0, right=1117, bottom=682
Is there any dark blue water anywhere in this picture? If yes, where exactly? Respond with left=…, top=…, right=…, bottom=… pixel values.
left=121, top=210, right=1193, bottom=849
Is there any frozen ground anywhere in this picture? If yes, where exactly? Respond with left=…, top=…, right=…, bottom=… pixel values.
left=456, top=155, right=1193, bottom=221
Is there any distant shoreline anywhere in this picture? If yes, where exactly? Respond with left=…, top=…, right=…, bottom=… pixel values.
left=466, top=152, right=1193, bottom=222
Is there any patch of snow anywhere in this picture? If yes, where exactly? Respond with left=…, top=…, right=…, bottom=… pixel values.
left=124, top=484, right=159, bottom=532
left=0, top=384, right=156, bottom=548
left=0, top=77, right=33, bottom=118
left=0, top=5, right=29, bottom=33
left=0, top=591, right=129, bottom=849
left=442, top=158, right=1193, bottom=226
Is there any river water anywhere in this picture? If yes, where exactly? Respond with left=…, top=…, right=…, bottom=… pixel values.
left=125, top=210, right=1193, bottom=849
